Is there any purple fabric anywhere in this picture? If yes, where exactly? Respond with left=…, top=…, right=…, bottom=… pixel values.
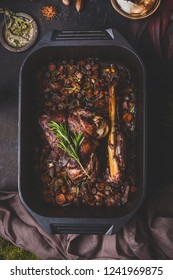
left=130, top=0, right=173, bottom=62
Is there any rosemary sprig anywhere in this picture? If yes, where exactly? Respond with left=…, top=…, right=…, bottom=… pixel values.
left=48, top=121, right=91, bottom=179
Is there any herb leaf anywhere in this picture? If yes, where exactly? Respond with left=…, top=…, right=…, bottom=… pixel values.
left=48, top=121, right=90, bottom=179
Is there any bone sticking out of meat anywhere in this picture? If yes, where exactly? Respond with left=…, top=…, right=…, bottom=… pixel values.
left=108, top=84, right=121, bottom=183
left=115, top=132, right=126, bottom=170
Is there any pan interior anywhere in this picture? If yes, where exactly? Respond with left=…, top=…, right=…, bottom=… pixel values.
left=19, top=45, right=145, bottom=219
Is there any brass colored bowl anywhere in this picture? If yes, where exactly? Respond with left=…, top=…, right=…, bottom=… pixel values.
left=110, top=0, right=161, bottom=20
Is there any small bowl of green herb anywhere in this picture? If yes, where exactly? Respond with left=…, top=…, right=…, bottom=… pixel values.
left=0, top=9, right=38, bottom=52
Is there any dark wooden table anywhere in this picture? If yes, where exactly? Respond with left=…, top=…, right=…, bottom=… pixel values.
left=0, top=0, right=172, bottom=193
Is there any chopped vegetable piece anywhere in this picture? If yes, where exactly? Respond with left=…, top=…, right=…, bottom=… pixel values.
left=123, top=112, right=133, bottom=123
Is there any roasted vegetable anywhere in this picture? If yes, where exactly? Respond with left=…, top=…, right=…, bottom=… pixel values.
left=122, top=112, right=133, bottom=123
left=93, top=116, right=109, bottom=139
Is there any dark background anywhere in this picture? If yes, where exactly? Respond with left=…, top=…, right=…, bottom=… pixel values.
left=0, top=0, right=172, bottom=196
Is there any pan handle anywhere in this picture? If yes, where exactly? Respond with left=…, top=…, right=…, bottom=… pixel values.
left=36, top=29, right=135, bottom=51
left=50, top=223, right=114, bottom=235
left=51, top=30, right=114, bottom=41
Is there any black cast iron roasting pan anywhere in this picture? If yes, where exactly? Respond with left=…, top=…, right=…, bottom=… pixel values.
left=18, top=29, right=146, bottom=235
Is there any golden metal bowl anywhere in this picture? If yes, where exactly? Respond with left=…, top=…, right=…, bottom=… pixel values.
left=110, top=0, right=161, bottom=20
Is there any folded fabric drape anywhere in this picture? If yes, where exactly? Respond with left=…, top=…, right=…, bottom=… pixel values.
left=130, top=0, right=173, bottom=62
